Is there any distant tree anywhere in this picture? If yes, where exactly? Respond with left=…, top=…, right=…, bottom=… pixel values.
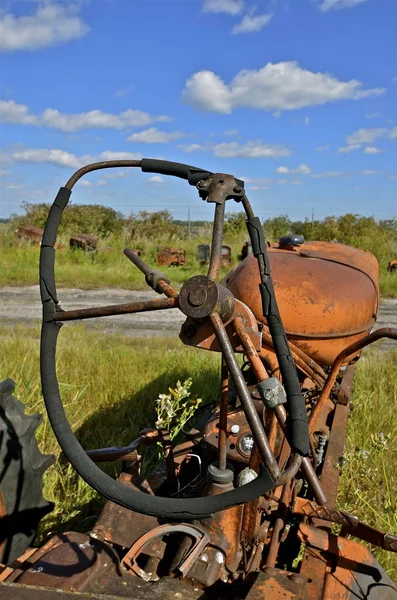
left=10, top=202, right=123, bottom=237
left=125, top=210, right=181, bottom=242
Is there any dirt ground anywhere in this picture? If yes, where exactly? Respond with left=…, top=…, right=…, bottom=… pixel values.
left=1, top=286, right=396, bottom=349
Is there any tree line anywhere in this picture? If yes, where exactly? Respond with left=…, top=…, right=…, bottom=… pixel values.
left=8, top=201, right=397, bottom=263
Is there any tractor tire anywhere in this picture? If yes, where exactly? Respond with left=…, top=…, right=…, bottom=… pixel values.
left=0, top=378, right=54, bottom=565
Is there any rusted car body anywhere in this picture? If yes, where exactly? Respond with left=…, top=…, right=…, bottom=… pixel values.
left=155, top=246, right=187, bottom=266
left=197, top=243, right=211, bottom=265
left=69, top=233, right=98, bottom=252
left=15, top=225, right=44, bottom=244
left=1, top=159, right=396, bottom=600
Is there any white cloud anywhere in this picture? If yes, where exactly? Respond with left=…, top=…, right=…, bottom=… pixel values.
left=202, top=0, right=243, bottom=15
left=346, top=127, right=388, bottom=145
left=276, top=179, right=302, bottom=185
left=179, top=143, right=204, bottom=152
left=212, top=141, right=291, bottom=158
left=0, top=2, right=89, bottom=52
left=316, top=145, right=330, bottom=151
left=303, top=116, right=310, bottom=125
left=97, top=179, right=108, bottom=187
left=0, top=100, right=170, bottom=132
left=115, top=85, right=135, bottom=98
left=3, top=148, right=142, bottom=169
left=147, top=175, right=165, bottom=184
left=337, top=144, right=361, bottom=153
left=317, top=0, right=368, bottom=11
left=363, top=146, right=383, bottom=154
left=276, top=164, right=311, bottom=174
left=362, top=170, right=378, bottom=175
left=126, top=128, right=182, bottom=143
left=365, top=113, right=381, bottom=119
left=389, top=175, right=397, bottom=180
left=182, top=61, right=384, bottom=113
left=78, top=180, right=91, bottom=187
left=224, top=129, right=239, bottom=136
left=232, top=12, right=272, bottom=34
left=390, top=126, right=397, bottom=138
left=311, top=171, right=342, bottom=178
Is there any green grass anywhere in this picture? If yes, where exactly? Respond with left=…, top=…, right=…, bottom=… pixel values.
left=0, top=324, right=396, bottom=579
left=337, top=348, right=397, bottom=580
left=0, top=324, right=220, bottom=537
left=1, top=237, right=396, bottom=297
left=0, top=238, right=237, bottom=290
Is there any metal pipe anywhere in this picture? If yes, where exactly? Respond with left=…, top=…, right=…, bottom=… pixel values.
left=218, top=357, right=229, bottom=471
left=65, top=160, right=142, bottom=189
left=124, top=248, right=178, bottom=298
left=50, top=296, right=177, bottom=322
left=210, top=311, right=281, bottom=480
left=208, top=202, right=226, bottom=281
left=233, top=315, right=327, bottom=505
left=265, top=481, right=292, bottom=567
left=309, top=327, right=397, bottom=434
left=274, top=405, right=327, bottom=506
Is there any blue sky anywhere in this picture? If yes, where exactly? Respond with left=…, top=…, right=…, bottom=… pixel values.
left=1, top=0, right=396, bottom=222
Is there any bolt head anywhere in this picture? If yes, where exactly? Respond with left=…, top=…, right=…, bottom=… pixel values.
left=230, top=424, right=240, bottom=435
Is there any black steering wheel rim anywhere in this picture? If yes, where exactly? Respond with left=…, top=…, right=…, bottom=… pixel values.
left=39, top=160, right=277, bottom=520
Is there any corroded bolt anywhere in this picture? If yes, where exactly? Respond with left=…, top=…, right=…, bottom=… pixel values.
left=188, top=285, right=208, bottom=306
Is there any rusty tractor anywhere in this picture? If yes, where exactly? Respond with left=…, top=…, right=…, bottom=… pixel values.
left=15, top=225, right=63, bottom=249
left=69, top=233, right=98, bottom=252
left=198, top=244, right=232, bottom=267
left=1, top=159, right=396, bottom=600
left=155, top=246, right=187, bottom=267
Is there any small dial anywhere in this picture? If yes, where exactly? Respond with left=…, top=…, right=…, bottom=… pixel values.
left=238, top=433, right=254, bottom=457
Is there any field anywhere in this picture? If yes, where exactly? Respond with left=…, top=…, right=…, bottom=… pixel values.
left=0, top=324, right=396, bottom=579
left=1, top=238, right=396, bottom=297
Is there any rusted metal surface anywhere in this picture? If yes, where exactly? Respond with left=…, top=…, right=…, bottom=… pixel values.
left=122, top=523, right=210, bottom=580
left=197, top=244, right=211, bottom=265
left=69, top=233, right=98, bottom=252
left=243, top=567, right=309, bottom=599
left=15, top=531, right=116, bottom=590
left=15, top=225, right=44, bottom=244
left=124, top=248, right=178, bottom=297
left=50, top=295, right=178, bottom=322
left=293, top=498, right=397, bottom=552
left=180, top=298, right=261, bottom=353
left=221, top=245, right=232, bottom=267
left=299, top=525, right=397, bottom=600
left=225, top=242, right=379, bottom=366
left=93, top=473, right=160, bottom=549
left=179, top=275, right=235, bottom=322
left=0, top=577, right=209, bottom=599
left=218, top=358, right=229, bottom=470
left=208, top=202, right=226, bottom=280
left=155, top=247, right=187, bottom=267
left=86, top=429, right=158, bottom=463
left=309, top=329, right=397, bottom=433
left=265, top=481, right=292, bottom=568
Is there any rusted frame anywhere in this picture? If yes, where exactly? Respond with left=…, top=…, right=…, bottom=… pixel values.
left=309, top=327, right=397, bottom=434
left=232, top=315, right=327, bottom=506
left=48, top=296, right=177, bottom=322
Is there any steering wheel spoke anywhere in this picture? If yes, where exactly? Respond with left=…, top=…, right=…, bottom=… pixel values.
left=49, top=296, right=178, bottom=322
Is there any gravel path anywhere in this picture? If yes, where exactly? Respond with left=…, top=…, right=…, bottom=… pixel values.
left=1, top=286, right=396, bottom=348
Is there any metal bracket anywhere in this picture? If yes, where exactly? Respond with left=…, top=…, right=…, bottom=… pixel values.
left=122, top=523, right=210, bottom=581
left=196, top=173, right=244, bottom=204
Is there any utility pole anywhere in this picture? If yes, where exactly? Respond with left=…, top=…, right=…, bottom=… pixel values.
left=188, top=206, right=191, bottom=239
left=311, top=208, right=314, bottom=235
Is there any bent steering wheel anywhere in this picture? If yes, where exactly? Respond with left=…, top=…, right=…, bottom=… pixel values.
left=40, top=159, right=309, bottom=520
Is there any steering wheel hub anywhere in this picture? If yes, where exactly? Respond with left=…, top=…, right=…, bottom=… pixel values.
left=179, top=275, right=235, bottom=321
